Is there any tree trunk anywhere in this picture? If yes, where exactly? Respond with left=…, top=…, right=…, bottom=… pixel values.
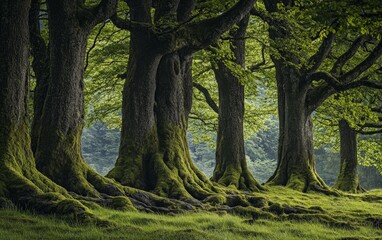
left=266, top=63, right=328, bottom=192
left=211, top=16, right=262, bottom=192
left=334, top=119, right=365, bottom=193
left=0, top=0, right=93, bottom=221
left=106, top=2, right=162, bottom=190
left=35, top=0, right=129, bottom=199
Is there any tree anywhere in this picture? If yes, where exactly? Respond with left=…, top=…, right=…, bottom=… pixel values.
left=0, top=0, right=95, bottom=221
left=211, top=16, right=263, bottom=191
left=255, top=0, right=382, bottom=192
left=333, top=119, right=366, bottom=193
left=107, top=0, right=256, bottom=200
left=314, top=90, right=382, bottom=193
left=32, top=0, right=125, bottom=198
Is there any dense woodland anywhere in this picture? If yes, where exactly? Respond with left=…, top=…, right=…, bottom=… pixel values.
left=1, top=0, right=382, bottom=238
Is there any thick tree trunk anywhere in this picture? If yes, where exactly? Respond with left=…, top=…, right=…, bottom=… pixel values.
left=34, top=0, right=131, bottom=200
left=211, top=16, right=262, bottom=192
left=153, top=53, right=219, bottom=200
left=0, top=0, right=93, bottom=221
left=106, top=3, right=162, bottom=189
left=334, top=119, right=365, bottom=193
left=266, top=64, right=328, bottom=192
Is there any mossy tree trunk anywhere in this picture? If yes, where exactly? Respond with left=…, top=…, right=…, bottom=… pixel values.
left=334, top=119, right=365, bottom=193
left=266, top=65, right=327, bottom=191
left=108, top=0, right=256, bottom=200
left=34, top=0, right=124, bottom=197
left=211, top=16, right=263, bottom=192
left=0, top=0, right=93, bottom=220
left=106, top=0, right=162, bottom=190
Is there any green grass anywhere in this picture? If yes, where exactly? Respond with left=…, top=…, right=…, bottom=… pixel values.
left=1, top=186, right=382, bottom=240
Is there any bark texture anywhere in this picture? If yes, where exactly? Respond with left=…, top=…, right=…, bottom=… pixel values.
left=33, top=0, right=134, bottom=200
left=211, top=16, right=263, bottom=192
left=0, top=0, right=94, bottom=221
left=334, top=120, right=365, bottom=193
left=264, top=3, right=328, bottom=192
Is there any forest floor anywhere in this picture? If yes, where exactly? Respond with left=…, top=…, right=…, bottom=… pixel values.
left=1, top=186, right=382, bottom=240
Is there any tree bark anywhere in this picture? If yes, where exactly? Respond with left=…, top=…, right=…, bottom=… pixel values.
left=263, top=2, right=330, bottom=192
left=211, top=16, right=263, bottom=192
left=266, top=60, right=328, bottom=192
left=334, top=119, right=365, bottom=193
left=34, top=0, right=129, bottom=198
left=0, top=0, right=93, bottom=220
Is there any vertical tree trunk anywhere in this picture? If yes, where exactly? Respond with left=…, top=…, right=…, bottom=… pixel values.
left=35, top=0, right=127, bottom=198
left=211, top=16, right=262, bottom=192
left=266, top=63, right=327, bottom=192
left=107, top=2, right=162, bottom=190
left=0, top=0, right=92, bottom=219
left=334, top=119, right=365, bottom=193
left=152, top=52, right=218, bottom=200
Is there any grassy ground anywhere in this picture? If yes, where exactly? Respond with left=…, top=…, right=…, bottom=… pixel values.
left=1, top=187, right=381, bottom=240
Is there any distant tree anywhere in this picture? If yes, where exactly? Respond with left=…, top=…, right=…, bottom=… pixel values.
left=255, top=0, right=382, bottom=192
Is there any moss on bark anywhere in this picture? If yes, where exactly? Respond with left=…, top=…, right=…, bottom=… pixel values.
left=0, top=124, right=97, bottom=223
left=333, top=120, right=365, bottom=194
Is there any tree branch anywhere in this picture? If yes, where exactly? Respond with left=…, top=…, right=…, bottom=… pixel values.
left=339, top=39, right=382, bottom=83
left=307, top=32, right=336, bottom=74
left=181, top=0, right=256, bottom=51
left=80, top=0, right=117, bottom=29
left=330, top=35, right=368, bottom=76
left=309, top=72, right=382, bottom=91
left=84, top=21, right=107, bottom=72
left=249, top=44, right=267, bottom=71
left=193, top=82, right=219, bottom=114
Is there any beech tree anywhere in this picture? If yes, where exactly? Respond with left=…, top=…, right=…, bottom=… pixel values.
left=315, top=90, right=382, bottom=193
left=255, top=0, right=382, bottom=192
left=0, top=0, right=95, bottom=220
left=107, top=0, right=256, bottom=200
left=32, top=0, right=126, bottom=198
left=211, top=16, right=263, bottom=191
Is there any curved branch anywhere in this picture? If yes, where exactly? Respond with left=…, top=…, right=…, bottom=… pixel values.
left=330, top=35, right=368, bottom=76
left=307, top=32, right=336, bottom=74
left=181, top=0, right=256, bottom=51
left=340, top=39, right=382, bottom=83
left=84, top=21, right=107, bottom=72
left=193, top=82, right=219, bottom=114
left=80, top=0, right=117, bottom=29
